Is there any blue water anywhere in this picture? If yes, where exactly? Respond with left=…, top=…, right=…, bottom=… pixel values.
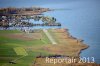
left=43, top=2, right=100, bottom=64
left=0, top=0, right=100, bottom=64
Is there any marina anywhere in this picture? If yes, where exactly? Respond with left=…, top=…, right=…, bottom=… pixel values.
left=0, top=7, right=61, bottom=29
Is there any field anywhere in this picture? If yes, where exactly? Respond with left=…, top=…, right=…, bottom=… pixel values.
left=14, top=47, right=28, bottom=56
left=0, top=29, right=88, bottom=66
left=0, top=29, right=51, bottom=66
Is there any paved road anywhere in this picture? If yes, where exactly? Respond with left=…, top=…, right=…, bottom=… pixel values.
left=43, top=29, right=57, bottom=44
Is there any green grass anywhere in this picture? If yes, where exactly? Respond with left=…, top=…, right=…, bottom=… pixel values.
left=0, top=29, right=51, bottom=66
left=0, top=30, right=22, bottom=34
left=14, top=47, right=28, bottom=56
left=0, top=48, right=16, bottom=56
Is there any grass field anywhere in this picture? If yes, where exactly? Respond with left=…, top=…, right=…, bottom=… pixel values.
left=0, top=29, right=88, bottom=66
left=14, top=47, right=28, bottom=56
left=0, top=29, right=51, bottom=66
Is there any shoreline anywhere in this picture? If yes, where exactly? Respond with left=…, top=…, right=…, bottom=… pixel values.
left=0, top=28, right=98, bottom=66
left=39, top=28, right=89, bottom=57
left=64, top=28, right=89, bottom=56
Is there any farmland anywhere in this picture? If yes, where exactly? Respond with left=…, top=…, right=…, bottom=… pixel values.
left=0, top=29, right=88, bottom=66
left=0, top=29, right=51, bottom=66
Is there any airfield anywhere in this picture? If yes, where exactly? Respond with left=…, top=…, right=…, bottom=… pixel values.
left=0, top=28, right=89, bottom=66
